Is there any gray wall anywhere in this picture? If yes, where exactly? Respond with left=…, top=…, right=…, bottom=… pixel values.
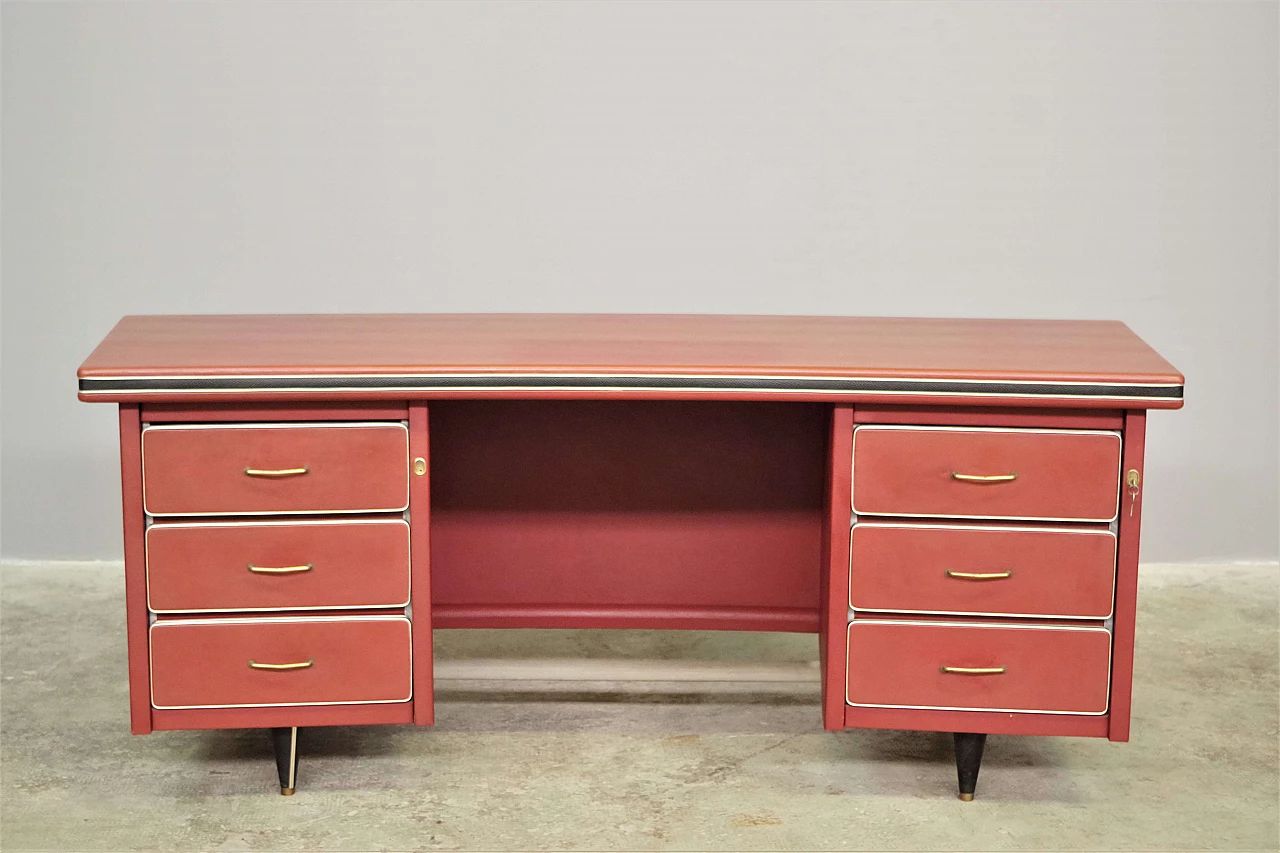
left=3, top=1, right=1276, bottom=562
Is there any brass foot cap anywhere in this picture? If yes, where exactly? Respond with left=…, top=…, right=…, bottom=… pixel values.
left=280, top=787, right=295, bottom=796
left=958, top=792, right=975, bottom=802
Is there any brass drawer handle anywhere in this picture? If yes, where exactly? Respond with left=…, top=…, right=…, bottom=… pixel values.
left=950, top=471, right=1017, bottom=483
left=940, top=666, right=1006, bottom=675
left=244, top=466, right=310, bottom=478
left=248, top=563, right=313, bottom=574
left=248, top=659, right=314, bottom=671
left=945, top=570, right=1013, bottom=580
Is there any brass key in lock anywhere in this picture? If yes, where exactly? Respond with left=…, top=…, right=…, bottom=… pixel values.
left=1126, top=469, right=1141, bottom=517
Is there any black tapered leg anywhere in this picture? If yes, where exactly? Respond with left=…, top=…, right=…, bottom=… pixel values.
left=952, top=732, right=987, bottom=801
left=271, top=727, right=300, bottom=796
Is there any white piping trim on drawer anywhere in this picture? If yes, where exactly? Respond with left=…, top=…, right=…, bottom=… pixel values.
left=851, top=425, right=1123, bottom=523
left=149, top=614, right=413, bottom=710
left=844, top=619, right=1112, bottom=715
left=145, top=517, right=412, bottom=614
left=140, top=421, right=410, bottom=517
left=848, top=521, right=1117, bottom=620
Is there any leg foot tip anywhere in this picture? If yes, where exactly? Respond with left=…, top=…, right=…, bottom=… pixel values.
left=958, top=792, right=974, bottom=802
left=280, top=787, right=295, bottom=796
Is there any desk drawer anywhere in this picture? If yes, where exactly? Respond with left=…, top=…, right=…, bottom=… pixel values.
left=150, top=616, right=412, bottom=709
left=142, top=423, right=409, bottom=516
left=852, top=426, right=1121, bottom=521
left=146, top=519, right=410, bottom=613
left=845, top=620, right=1111, bottom=714
left=850, top=523, right=1116, bottom=619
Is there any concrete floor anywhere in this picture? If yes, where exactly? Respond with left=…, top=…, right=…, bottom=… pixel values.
left=1, top=562, right=1276, bottom=852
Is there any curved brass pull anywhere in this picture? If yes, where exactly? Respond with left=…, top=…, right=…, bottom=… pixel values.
left=945, top=570, right=1013, bottom=580
left=244, top=466, right=310, bottom=478
left=950, top=471, right=1017, bottom=483
left=940, top=666, right=1006, bottom=675
left=248, top=563, right=313, bottom=574
left=248, top=659, right=314, bottom=671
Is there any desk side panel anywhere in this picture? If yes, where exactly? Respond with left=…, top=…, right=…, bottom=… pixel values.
left=409, top=402, right=434, bottom=725
left=822, top=405, right=854, bottom=730
left=1108, top=409, right=1147, bottom=742
left=119, top=405, right=152, bottom=734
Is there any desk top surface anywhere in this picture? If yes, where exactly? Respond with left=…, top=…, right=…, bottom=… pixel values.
left=78, top=314, right=1183, bottom=407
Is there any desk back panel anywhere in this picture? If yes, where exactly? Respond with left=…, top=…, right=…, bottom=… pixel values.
left=428, top=400, right=826, bottom=631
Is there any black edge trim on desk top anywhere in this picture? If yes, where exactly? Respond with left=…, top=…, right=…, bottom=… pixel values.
left=80, top=374, right=1184, bottom=399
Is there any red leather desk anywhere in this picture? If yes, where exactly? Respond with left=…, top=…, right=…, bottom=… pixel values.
left=78, top=314, right=1184, bottom=798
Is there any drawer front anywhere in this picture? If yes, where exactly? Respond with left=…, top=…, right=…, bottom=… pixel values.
left=150, top=617, right=412, bottom=709
left=850, top=523, right=1116, bottom=618
left=142, top=423, right=409, bottom=516
left=146, top=519, right=410, bottom=612
left=846, top=621, right=1111, bottom=714
left=852, top=426, right=1121, bottom=521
